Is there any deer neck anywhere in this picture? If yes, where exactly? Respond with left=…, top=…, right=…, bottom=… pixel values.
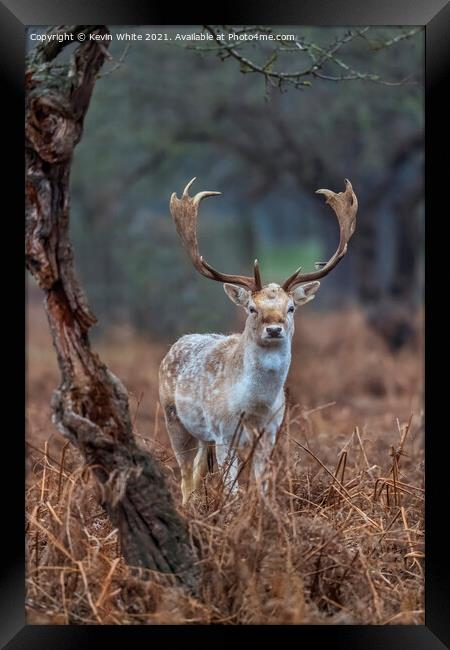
left=231, top=326, right=292, bottom=410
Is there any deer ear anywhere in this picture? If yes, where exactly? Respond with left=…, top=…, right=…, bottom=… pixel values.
left=292, top=281, right=321, bottom=307
left=223, top=283, right=250, bottom=308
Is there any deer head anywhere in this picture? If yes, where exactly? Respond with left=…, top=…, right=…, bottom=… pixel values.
left=169, top=177, right=358, bottom=346
left=222, top=281, right=319, bottom=347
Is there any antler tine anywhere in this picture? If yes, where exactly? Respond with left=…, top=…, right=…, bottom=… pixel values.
left=170, top=178, right=263, bottom=291
left=182, top=177, right=197, bottom=197
left=282, top=179, right=358, bottom=291
left=253, top=259, right=262, bottom=291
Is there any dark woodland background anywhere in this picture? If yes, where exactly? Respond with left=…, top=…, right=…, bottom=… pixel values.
left=28, top=25, right=424, bottom=345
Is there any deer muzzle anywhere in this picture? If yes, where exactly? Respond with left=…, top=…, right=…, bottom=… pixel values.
left=265, top=325, right=284, bottom=340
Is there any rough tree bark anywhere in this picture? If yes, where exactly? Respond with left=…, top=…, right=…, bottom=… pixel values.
left=25, top=26, right=199, bottom=593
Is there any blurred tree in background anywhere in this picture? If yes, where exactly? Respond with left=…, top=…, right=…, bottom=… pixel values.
left=28, top=26, right=423, bottom=346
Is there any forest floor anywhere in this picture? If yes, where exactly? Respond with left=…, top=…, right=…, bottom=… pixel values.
left=26, top=293, right=424, bottom=625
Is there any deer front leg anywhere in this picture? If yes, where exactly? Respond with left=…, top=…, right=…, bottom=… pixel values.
left=192, top=441, right=209, bottom=492
left=252, top=427, right=278, bottom=494
left=215, top=440, right=239, bottom=496
left=252, top=400, right=285, bottom=492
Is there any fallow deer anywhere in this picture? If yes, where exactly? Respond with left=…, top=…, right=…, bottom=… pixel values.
left=159, top=178, right=358, bottom=505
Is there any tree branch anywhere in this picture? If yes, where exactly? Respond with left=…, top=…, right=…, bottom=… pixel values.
left=197, top=26, right=420, bottom=89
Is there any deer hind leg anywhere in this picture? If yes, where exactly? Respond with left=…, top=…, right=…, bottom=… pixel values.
left=163, top=404, right=199, bottom=505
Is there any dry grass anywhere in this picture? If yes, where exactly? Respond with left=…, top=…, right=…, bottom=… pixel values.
left=26, top=295, right=424, bottom=625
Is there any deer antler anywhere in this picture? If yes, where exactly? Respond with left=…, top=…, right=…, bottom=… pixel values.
left=170, top=178, right=263, bottom=291
left=282, top=179, right=358, bottom=292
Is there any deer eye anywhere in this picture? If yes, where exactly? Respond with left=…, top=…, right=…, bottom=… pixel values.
left=288, top=305, right=295, bottom=313
left=249, top=306, right=257, bottom=315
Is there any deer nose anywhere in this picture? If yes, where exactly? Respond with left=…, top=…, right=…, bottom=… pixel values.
left=266, top=326, right=283, bottom=338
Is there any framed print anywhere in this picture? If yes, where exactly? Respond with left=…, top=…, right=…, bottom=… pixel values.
left=3, top=0, right=449, bottom=646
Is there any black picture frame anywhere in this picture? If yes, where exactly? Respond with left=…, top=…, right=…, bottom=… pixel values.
left=7, top=0, right=449, bottom=647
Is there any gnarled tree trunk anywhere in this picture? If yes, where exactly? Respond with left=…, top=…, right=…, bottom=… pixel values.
left=25, top=25, right=199, bottom=593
